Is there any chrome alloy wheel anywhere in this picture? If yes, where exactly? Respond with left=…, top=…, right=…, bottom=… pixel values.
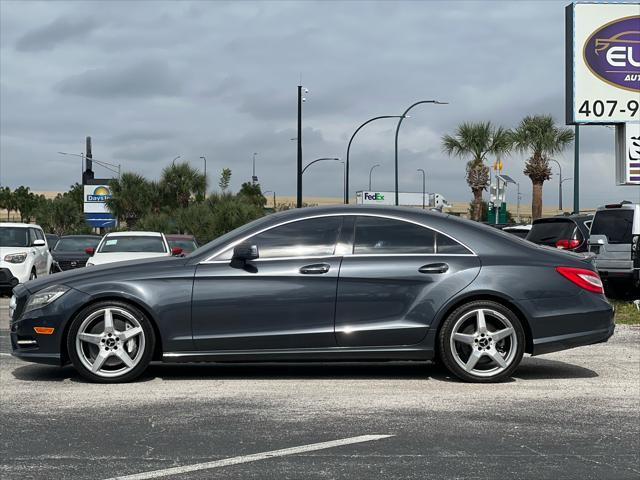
left=449, top=308, right=518, bottom=378
left=75, top=307, right=145, bottom=378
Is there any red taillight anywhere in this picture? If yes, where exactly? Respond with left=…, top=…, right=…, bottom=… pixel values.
left=555, top=239, right=581, bottom=250
left=556, top=267, right=604, bottom=294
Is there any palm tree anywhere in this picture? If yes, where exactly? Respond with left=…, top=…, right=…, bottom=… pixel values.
left=160, top=161, right=207, bottom=209
left=104, top=172, right=153, bottom=228
left=442, top=122, right=512, bottom=221
left=512, top=115, right=574, bottom=220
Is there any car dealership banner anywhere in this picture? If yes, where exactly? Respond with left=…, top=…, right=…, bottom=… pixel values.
left=566, top=2, right=639, bottom=124
left=83, top=184, right=116, bottom=227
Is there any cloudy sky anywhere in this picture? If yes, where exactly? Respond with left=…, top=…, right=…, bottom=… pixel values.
left=1, top=0, right=638, bottom=208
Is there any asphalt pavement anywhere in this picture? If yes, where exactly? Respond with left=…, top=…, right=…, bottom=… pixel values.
left=0, top=296, right=639, bottom=480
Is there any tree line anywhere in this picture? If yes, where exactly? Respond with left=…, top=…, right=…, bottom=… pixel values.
left=443, top=114, right=574, bottom=221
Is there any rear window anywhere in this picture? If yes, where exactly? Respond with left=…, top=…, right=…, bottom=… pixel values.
left=98, top=236, right=166, bottom=253
left=591, top=209, right=634, bottom=244
left=526, top=220, right=581, bottom=245
left=54, top=237, right=101, bottom=252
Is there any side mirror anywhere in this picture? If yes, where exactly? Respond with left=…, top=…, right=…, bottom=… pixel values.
left=232, top=244, right=259, bottom=262
left=171, top=247, right=183, bottom=256
left=32, top=239, right=46, bottom=247
left=85, top=247, right=95, bottom=256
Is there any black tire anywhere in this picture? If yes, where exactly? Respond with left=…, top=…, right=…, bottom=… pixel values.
left=29, top=269, right=36, bottom=281
left=67, top=300, right=155, bottom=383
left=438, top=300, right=525, bottom=383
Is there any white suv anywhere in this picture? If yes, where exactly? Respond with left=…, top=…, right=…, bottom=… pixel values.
left=0, top=223, right=53, bottom=289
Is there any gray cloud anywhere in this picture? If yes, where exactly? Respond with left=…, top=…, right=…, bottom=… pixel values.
left=56, top=59, right=182, bottom=98
left=15, top=17, right=99, bottom=52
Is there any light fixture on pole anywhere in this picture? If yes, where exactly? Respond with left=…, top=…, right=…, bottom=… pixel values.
left=263, top=190, right=277, bottom=210
left=548, top=158, right=564, bottom=211
left=394, top=100, right=448, bottom=206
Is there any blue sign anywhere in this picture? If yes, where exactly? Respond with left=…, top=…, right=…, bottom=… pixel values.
left=84, top=213, right=116, bottom=228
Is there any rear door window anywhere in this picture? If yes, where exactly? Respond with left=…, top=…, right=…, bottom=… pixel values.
left=354, top=216, right=436, bottom=254
left=591, top=210, right=634, bottom=244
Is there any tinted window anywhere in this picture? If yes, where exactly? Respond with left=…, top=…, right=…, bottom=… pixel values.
left=354, top=216, right=435, bottom=254
left=98, top=236, right=166, bottom=253
left=235, top=216, right=343, bottom=259
left=168, top=239, right=198, bottom=253
left=526, top=220, right=581, bottom=245
left=0, top=227, right=30, bottom=247
left=29, top=229, right=38, bottom=244
left=34, top=229, right=44, bottom=241
left=436, top=233, right=471, bottom=254
left=591, top=209, right=634, bottom=244
left=54, top=237, right=101, bottom=252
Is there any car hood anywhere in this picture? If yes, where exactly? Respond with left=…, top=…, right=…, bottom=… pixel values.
left=0, top=246, right=32, bottom=257
left=23, top=255, right=188, bottom=293
left=88, top=252, right=169, bottom=265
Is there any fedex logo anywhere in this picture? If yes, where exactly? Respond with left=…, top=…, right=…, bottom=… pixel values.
left=364, top=192, right=385, bottom=201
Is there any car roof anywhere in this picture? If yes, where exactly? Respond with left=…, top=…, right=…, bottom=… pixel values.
left=596, top=202, right=639, bottom=211
left=60, top=234, right=101, bottom=238
left=104, top=231, right=162, bottom=237
left=0, top=222, right=43, bottom=229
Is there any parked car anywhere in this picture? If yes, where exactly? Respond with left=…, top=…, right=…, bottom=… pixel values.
left=502, top=224, right=532, bottom=239
left=526, top=214, right=593, bottom=253
left=45, top=234, right=59, bottom=251
left=166, top=234, right=198, bottom=254
left=588, top=202, right=640, bottom=288
left=86, top=231, right=182, bottom=267
left=51, top=235, right=102, bottom=272
left=9, top=206, right=613, bottom=383
left=0, top=222, right=52, bottom=288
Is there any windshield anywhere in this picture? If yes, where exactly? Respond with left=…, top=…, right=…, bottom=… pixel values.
left=526, top=220, right=581, bottom=245
left=591, top=209, right=634, bottom=244
left=98, top=236, right=166, bottom=253
left=0, top=227, right=30, bottom=247
left=54, top=237, right=101, bottom=252
left=168, top=239, right=198, bottom=253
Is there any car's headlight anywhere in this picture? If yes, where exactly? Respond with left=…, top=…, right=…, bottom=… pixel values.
left=24, top=285, right=70, bottom=314
left=4, top=253, right=27, bottom=264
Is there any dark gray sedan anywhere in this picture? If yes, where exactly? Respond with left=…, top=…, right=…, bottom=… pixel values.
left=9, top=206, right=614, bottom=383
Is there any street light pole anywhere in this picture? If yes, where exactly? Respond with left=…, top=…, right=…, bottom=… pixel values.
left=301, top=157, right=341, bottom=205
left=252, top=152, right=258, bottom=184
left=394, top=100, right=448, bottom=206
left=417, top=168, right=426, bottom=209
left=549, top=158, right=563, bottom=211
left=263, top=190, right=276, bottom=210
left=368, top=164, right=380, bottom=191
left=516, top=182, right=522, bottom=223
left=561, top=177, right=572, bottom=212
left=296, top=85, right=305, bottom=208
left=345, top=115, right=404, bottom=204
left=200, top=156, right=207, bottom=195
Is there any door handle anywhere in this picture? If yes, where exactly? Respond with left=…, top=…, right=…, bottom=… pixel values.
left=299, top=263, right=331, bottom=275
left=419, top=263, right=449, bottom=274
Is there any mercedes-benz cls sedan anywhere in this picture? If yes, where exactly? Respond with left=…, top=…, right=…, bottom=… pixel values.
left=9, top=206, right=614, bottom=383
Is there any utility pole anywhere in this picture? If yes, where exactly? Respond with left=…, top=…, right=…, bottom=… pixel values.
left=516, top=182, right=521, bottom=224
left=573, top=124, right=580, bottom=214
left=200, top=156, right=207, bottom=195
left=296, top=85, right=303, bottom=208
left=252, top=152, right=258, bottom=184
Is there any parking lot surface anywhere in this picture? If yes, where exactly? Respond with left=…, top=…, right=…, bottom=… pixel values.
left=1, top=296, right=638, bottom=480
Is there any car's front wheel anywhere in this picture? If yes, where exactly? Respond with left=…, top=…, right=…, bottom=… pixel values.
left=67, top=301, right=155, bottom=383
left=439, top=300, right=525, bottom=383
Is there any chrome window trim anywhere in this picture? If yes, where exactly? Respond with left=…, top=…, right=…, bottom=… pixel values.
left=200, top=212, right=476, bottom=264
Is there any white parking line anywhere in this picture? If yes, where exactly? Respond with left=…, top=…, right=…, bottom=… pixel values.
left=106, top=434, right=393, bottom=480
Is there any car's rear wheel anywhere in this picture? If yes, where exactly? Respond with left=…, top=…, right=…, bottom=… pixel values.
left=67, top=301, right=155, bottom=383
left=439, top=300, right=525, bottom=383
left=29, top=270, right=36, bottom=281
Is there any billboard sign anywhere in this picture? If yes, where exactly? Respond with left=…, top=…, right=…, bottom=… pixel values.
left=616, top=122, right=640, bottom=185
left=83, top=184, right=116, bottom=227
left=566, top=2, right=640, bottom=124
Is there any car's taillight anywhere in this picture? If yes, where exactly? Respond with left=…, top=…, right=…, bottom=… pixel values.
left=556, top=239, right=581, bottom=250
left=556, top=266, right=604, bottom=294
